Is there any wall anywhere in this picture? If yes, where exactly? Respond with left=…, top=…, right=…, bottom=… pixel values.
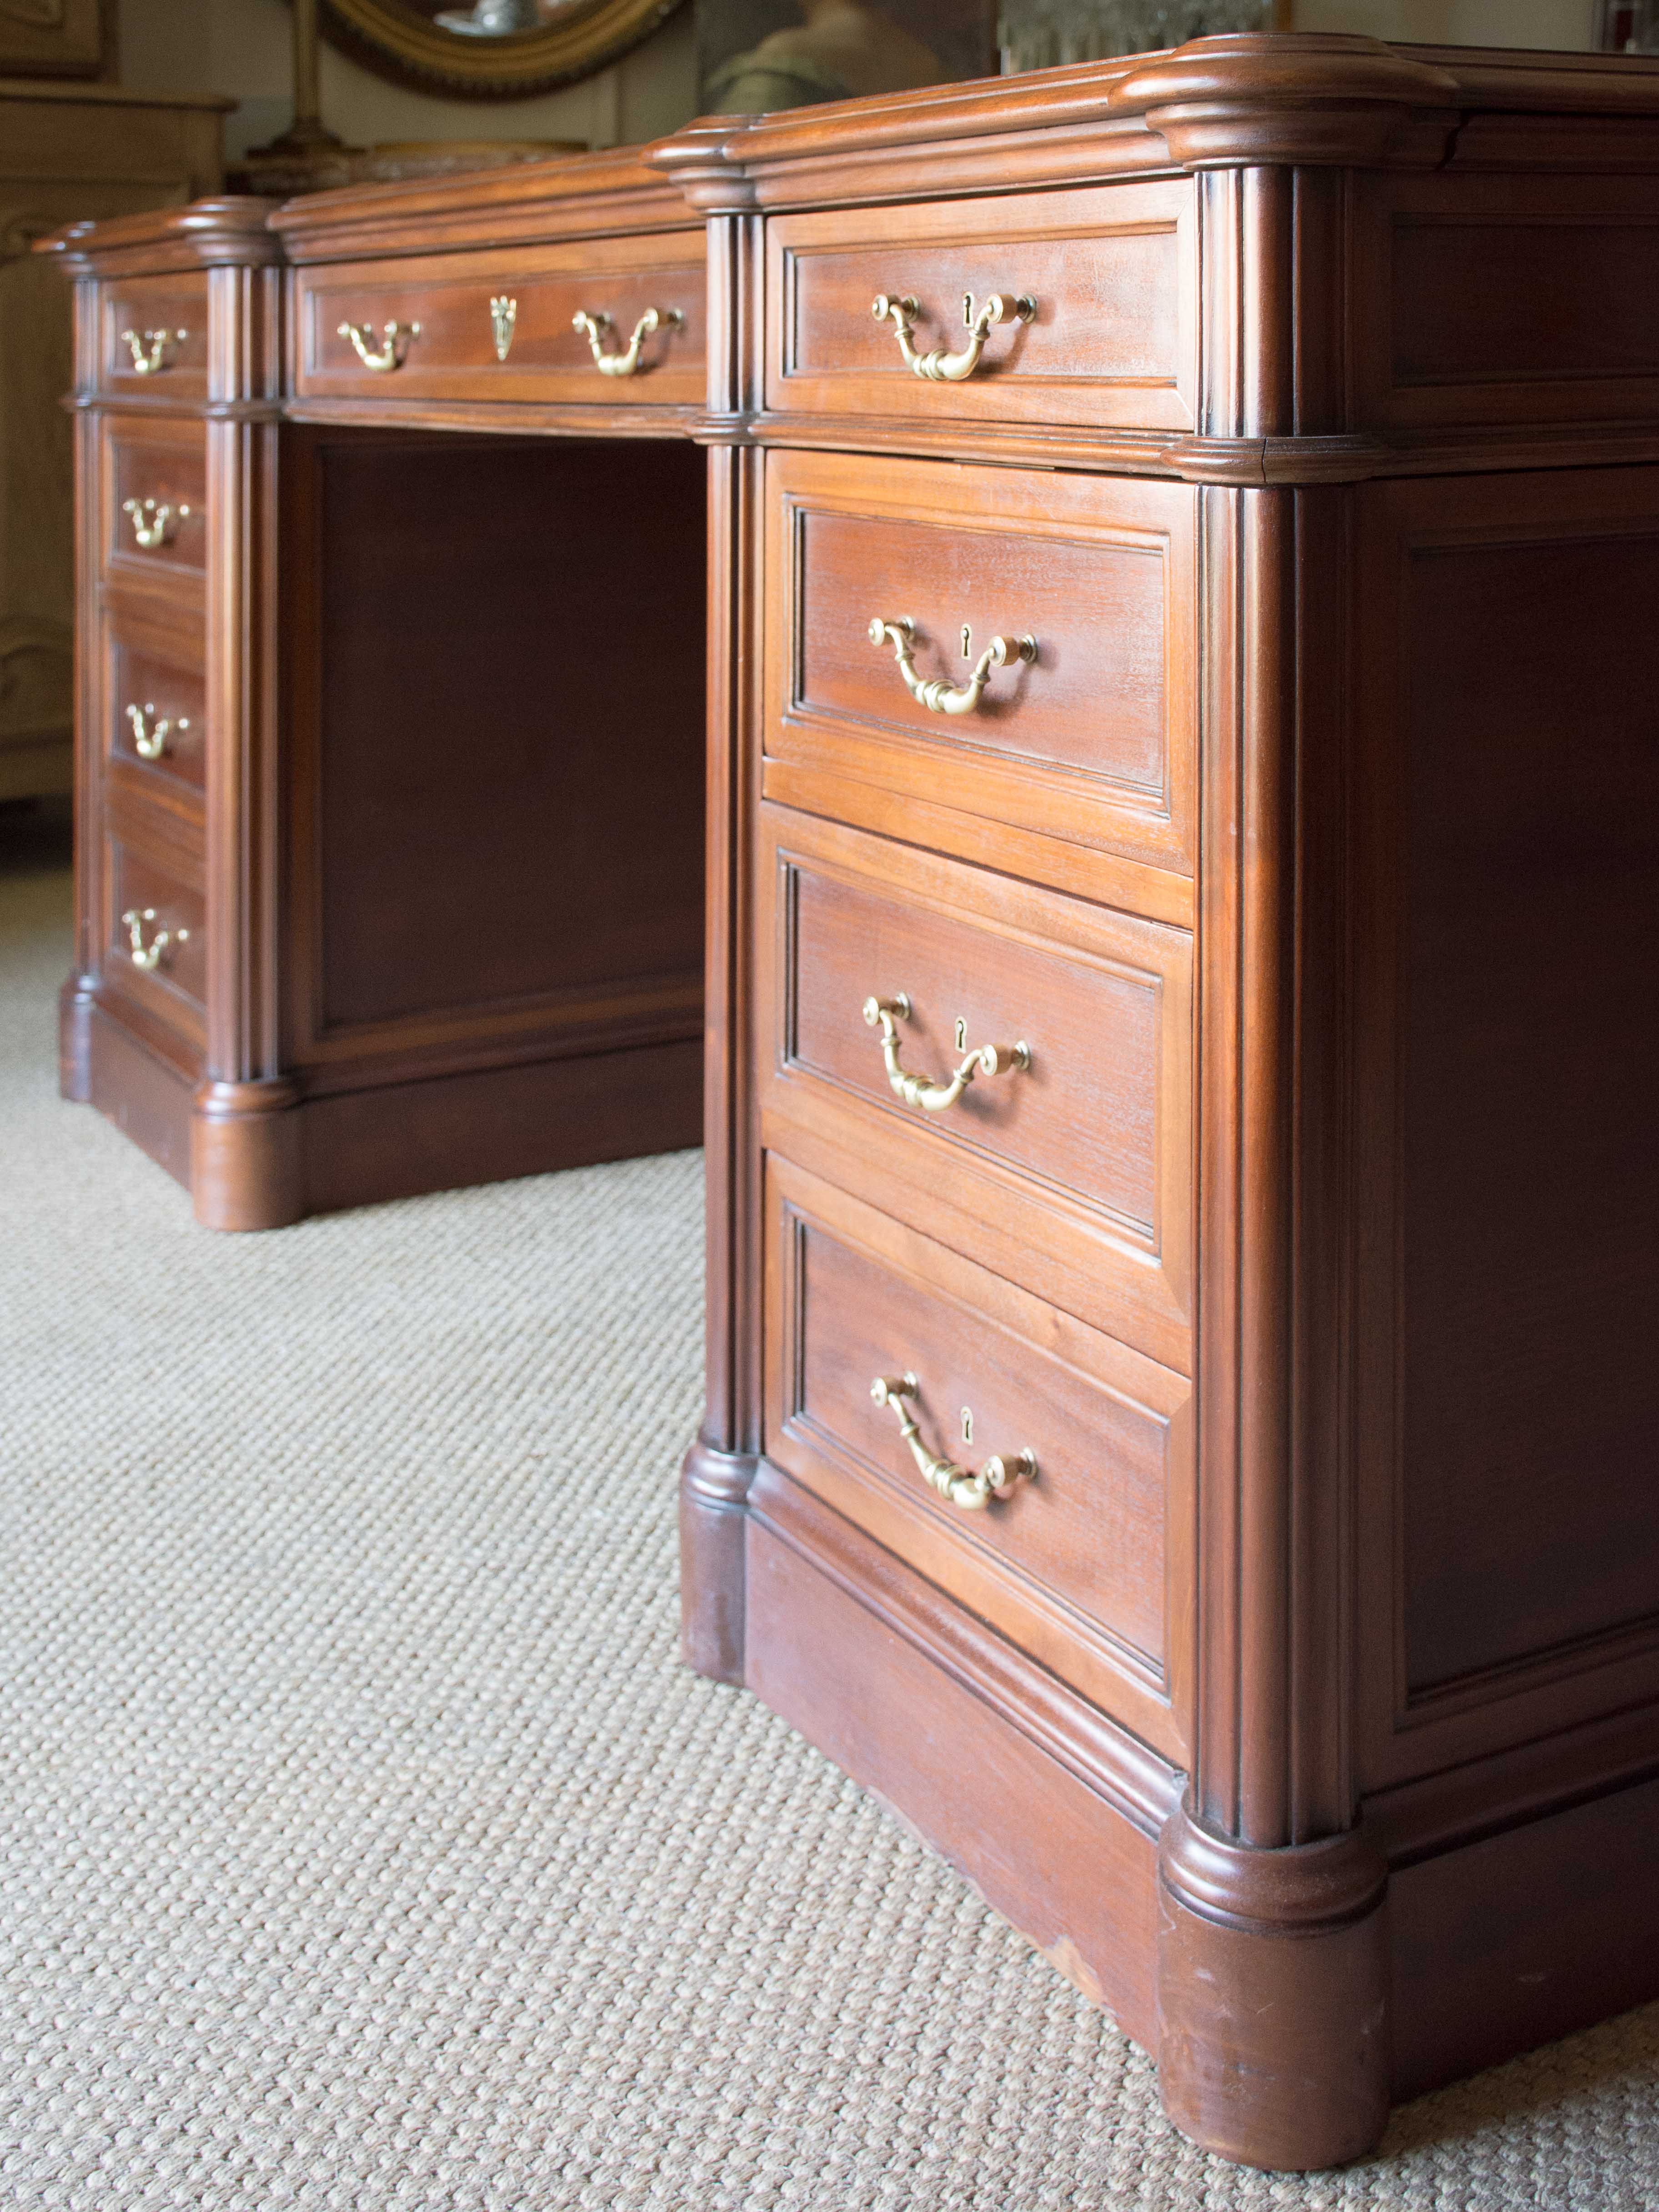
left=1293, top=0, right=1597, bottom=40
left=115, top=0, right=1600, bottom=165
left=116, top=0, right=700, bottom=161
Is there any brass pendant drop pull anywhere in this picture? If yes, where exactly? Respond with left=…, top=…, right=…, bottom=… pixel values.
left=125, top=702, right=186, bottom=761
left=337, top=319, right=420, bottom=372
left=121, top=327, right=186, bottom=375
left=870, top=289, right=1036, bottom=381
left=122, top=907, right=189, bottom=973
left=862, top=993, right=1029, bottom=1114
left=571, top=305, right=684, bottom=377
left=121, top=498, right=188, bottom=551
left=867, top=616, right=1035, bottom=716
left=870, top=1374, right=1035, bottom=1511
left=490, top=294, right=517, bottom=361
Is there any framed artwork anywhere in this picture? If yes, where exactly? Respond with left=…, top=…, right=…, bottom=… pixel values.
left=315, top=0, right=688, bottom=96
left=0, top=0, right=110, bottom=78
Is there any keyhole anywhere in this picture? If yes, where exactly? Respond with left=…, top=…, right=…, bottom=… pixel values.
left=961, top=624, right=972, bottom=660
left=961, top=1407, right=974, bottom=1446
left=954, top=1016, right=967, bottom=1052
left=962, top=291, right=974, bottom=329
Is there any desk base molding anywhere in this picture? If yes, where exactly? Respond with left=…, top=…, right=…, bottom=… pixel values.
left=733, top=1467, right=1659, bottom=2169
left=61, top=1009, right=702, bottom=1229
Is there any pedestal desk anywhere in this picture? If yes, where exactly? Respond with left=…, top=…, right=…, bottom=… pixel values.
left=46, top=156, right=708, bottom=1227
left=49, top=35, right=1659, bottom=2172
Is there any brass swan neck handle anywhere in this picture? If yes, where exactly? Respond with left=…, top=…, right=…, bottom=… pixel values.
left=122, top=907, right=189, bottom=973
left=871, top=290, right=1036, bottom=381
left=121, top=498, right=188, bottom=551
left=862, top=993, right=1029, bottom=1114
left=571, top=306, right=684, bottom=377
left=867, top=617, right=1035, bottom=716
left=121, top=327, right=186, bottom=375
left=125, top=702, right=187, bottom=762
left=871, top=1374, right=1036, bottom=1511
left=337, top=320, right=420, bottom=372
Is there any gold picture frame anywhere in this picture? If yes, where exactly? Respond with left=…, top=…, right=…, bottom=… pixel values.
left=316, top=0, right=687, bottom=98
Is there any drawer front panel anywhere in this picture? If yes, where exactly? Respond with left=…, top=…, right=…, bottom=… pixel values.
left=767, top=451, right=1195, bottom=880
left=106, top=627, right=206, bottom=801
left=765, top=1155, right=1192, bottom=1755
left=766, top=181, right=1196, bottom=431
left=104, top=417, right=207, bottom=584
left=105, top=834, right=207, bottom=1043
left=761, top=806, right=1193, bottom=1364
left=99, top=274, right=211, bottom=400
left=293, top=238, right=705, bottom=407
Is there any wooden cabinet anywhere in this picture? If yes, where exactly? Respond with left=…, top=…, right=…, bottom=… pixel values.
left=660, top=34, right=1659, bottom=2177
left=0, top=81, right=224, bottom=804
left=291, top=236, right=706, bottom=407
left=45, top=37, right=1659, bottom=2176
left=762, top=179, right=1197, bottom=432
left=45, top=155, right=708, bottom=1229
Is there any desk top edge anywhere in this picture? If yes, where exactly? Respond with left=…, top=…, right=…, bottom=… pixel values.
left=38, top=32, right=1659, bottom=282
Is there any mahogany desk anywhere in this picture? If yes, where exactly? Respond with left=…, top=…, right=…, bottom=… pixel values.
left=45, top=155, right=709, bottom=1228
left=49, top=34, right=1659, bottom=2174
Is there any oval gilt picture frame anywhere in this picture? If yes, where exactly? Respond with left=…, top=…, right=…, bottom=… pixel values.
left=317, top=0, right=686, bottom=99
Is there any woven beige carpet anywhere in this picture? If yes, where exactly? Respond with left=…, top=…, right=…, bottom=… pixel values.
left=2, top=804, right=1656, bottom=2212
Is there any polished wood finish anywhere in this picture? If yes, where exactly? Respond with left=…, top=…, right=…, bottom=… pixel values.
left=661, top=34, right=1659, bottom=2174
left=758, top=803, right=1193, bottom=1370
left=764, top=179, right=1196, bottom=433
left=764, top=1153, right=1191, bottom=1756
left=45, top=152, right=708, bottom=1227
left=46, top=44, right=1659, bottom=2170
left=0, top=82, right=223, bottom=804
left=764, top=451, right=1197, bottom=881
left=291, top=237, right=706, bottom=410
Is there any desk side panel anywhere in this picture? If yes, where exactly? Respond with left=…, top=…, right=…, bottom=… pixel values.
left=1353, top=466, right=1659, bottom=1795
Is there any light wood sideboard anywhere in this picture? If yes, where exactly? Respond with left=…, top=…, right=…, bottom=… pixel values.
left=1, top=79, right=225, bottom=803
left=44, top=36, right=1659, bottom=2171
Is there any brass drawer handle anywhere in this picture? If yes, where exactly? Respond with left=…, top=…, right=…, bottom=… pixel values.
left=862, top=993, right=1029, bottom=1114
left=571, top=306, right=684, bottom=378
left=121, top=498, right=188, bottom=551
left=871, top=290, right=1035, bottom=381
left=871, top=1374, right=1035, bottom=1511
left=121, top=327, right=186, bottom=376
left=125, top=702, right=187, bottom=761
left=337, top=319, right=420, bottom=372
left=490, top=294, right=517, bottom=361
left=867, top=617, right=1035, bottom=716
left=122, top=906, right=189, bottom=973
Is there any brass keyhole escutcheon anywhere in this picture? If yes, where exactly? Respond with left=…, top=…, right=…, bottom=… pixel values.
left=961, top=1407, right=974, bottom=1447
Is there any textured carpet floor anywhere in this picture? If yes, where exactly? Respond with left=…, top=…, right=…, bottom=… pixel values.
left=2, top=803, right=1657, bottom=2211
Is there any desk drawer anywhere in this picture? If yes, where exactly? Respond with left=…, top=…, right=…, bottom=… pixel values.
left=292, top=236, right=705, bottom=407
left=765, top=1154, right=1191, bottom=1755
left=103, top=416, right=206, bottom=587
left=105, top=616, right=205, bottom=805
left=766, top=450, right=1195, bottom=881
left=760, top=805, right=1193, bottom=1367
left=98, top=273, right=211, bottom=401
left=105, top=832, right=206, bottom=1045
left=765, top=179, right=1195, bottom=433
